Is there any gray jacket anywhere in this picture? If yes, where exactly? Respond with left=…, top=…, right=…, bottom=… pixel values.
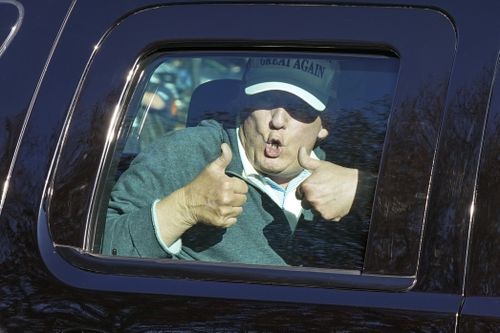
left=103, top=120, right=321, bottom=265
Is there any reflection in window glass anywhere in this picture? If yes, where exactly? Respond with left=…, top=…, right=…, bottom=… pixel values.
left=123, top=57, right=246, bottom=153
left=100, top=52, right=398, bottom=270
left=0, top=1, right=23, bottom=58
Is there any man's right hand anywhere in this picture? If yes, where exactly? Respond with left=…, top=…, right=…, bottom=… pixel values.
left=183, top=142, right=249, bottom=228
left=155, top=143, right=248, bottom=247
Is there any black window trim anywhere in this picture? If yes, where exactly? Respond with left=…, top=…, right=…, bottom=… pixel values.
left=40, top=211, right=416, bottom=292
left=39, top=206, right=452, bottom=305
left=55, top=245, right=415, bottom=291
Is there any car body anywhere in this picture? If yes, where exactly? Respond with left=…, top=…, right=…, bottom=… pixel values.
left=2, top=0, right=500, bottom=331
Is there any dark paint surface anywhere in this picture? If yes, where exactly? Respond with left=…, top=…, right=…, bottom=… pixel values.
left=458, top=29, right=500, bottom=330
left=1, top=0, right=500, bottom=331
left=0, top=2, right=19, bottom=49
left=465, top=57, right=500, bottom=298
left=0, top=0, right=70, bottom=204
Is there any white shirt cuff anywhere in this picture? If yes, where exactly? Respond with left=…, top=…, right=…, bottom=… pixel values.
left=151, top=199, right=182, bottom=255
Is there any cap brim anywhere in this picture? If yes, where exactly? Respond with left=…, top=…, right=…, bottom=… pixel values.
left=245, top=82, right=326, bottom=111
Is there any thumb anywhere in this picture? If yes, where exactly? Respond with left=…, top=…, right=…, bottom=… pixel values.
left=211, top=143, right=233, bottom=171
left=298, top=147, right=321, bottom=171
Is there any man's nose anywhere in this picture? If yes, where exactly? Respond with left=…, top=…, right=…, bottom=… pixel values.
left=269, top=108, right=288, bottom=129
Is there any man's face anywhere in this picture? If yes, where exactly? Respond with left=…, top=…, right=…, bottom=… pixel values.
left=239, top=92, right=329, bottom=185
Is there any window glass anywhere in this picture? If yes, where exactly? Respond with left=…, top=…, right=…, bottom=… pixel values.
left=0, top=1, right=22, bottom=58
left=98, top=52, right=398, bottom=270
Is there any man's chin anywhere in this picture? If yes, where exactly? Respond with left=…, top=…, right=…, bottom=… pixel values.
left=260, top=167, right=301, bottom=184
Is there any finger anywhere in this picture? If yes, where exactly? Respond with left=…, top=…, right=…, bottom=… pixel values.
left=298, top=147, right=321, bottom=171
left=216, top=207, right=243, bottom=228
left=211, top=143, right=233, bottom=171
left=295, top=185, right=304, bottom=200
left=231, top=178, right=249, bottom=194
left=226, top=193, right=247, bottom=207
left=223, top=217, right=238, bottom=227
left=300, top=197, right=312, bottom=210
left=227, top=206, right=244, bottom=218
left=218, top=205, right=244, bottom=217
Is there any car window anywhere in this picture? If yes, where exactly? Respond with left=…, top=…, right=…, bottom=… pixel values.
left=96, top=52, right=398, bottom=270
left=0, top=0, right=23, bottom=58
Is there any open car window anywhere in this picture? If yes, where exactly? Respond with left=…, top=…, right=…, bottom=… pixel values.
left=95, top=52, right=399, bottom=271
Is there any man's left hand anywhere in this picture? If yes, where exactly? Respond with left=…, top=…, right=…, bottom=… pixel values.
left=296, top=147, right=358, bottom=221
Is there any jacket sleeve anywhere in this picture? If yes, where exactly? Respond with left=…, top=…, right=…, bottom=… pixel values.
left=102, top=120, right=227, bottom=258
left=102, top=157, right=167, bottom=258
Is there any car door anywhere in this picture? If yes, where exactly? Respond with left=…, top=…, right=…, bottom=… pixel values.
left=0, top=0, right=72, bottom=211
left=2, top=1, right=472, bottom=331
left=459, top=50, right=500, bottom=332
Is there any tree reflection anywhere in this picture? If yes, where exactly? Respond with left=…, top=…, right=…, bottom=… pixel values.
left=359, top=72, right=454, bottom=275
left=460, top=67, right=500, bottom=296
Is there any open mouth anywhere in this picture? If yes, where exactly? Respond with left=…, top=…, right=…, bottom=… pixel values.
left=264, top=138, right=283, bottom=158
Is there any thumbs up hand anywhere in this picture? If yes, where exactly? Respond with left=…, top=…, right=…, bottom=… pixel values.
left=181, top=143, right=249, bottom=228
left=296, top=147, right=358, bottom=221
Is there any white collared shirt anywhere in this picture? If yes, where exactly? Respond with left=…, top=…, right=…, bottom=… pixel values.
left=236, top=128, right=316, bottom=225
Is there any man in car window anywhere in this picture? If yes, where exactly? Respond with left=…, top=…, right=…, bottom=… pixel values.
left=104, top=57, right=366, bottom=266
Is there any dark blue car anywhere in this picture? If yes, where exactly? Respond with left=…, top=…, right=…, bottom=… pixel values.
left=1, top=0, right=500, bottom=331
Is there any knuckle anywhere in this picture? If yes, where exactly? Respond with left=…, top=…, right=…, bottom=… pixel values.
left=215, top=216, right=233, bottom=228
left=214, top=219, right=226, bottom=228
left=322, top=209, right=342, bottom=221
left=225, top=218, right=237, bottom=227
left=220, top=193, right=231, bottom=205
left=241, top=181, right=249, bottom=192
left=300, top=183, right=312, bottom=196
left=323, top=212, right=335, bottom=220
left=216, top=206, right=227, bottom=216
left=221, top=181, right=232, bottom=191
